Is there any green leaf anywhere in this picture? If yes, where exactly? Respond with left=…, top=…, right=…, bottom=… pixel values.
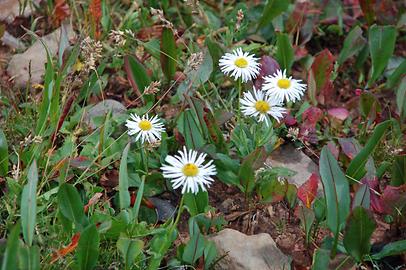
left=239, top=148, right=262, bottom=194
left=297, top=205, right=315, bottom=245
left=0, top=129, right=8, bottom=176
left=21, top=161, right=39, bottom=246
left=319, top=146, right=350, bottom=253
left=343, top=207, right=376, bottom=262
left=76, top=224, right=100, bottom=270
left=386, top=59, right=406, bottom=89
left=311, top=247, right=330, bottom=270
left=391, top=155, right=406, bottom=186
left=396, top=77, right=406, bottom=120
left=352, top=184, right=370, bottom=210
left=275, top=33, right=294, bottom=73
left=204, top=240, right=218, bottom=269
left=368, top=25, right=397, bottom=86
left=1, top=224, right=20, bottom=270
left=124, top=55, right=151, bottom=99
left=117, top=237, right=144, bottom=268
left=347, top=120, right=392, bottom=180
left=119, top=143, right=131, bottom=210
left=19, top=245, right=40, bottom=270
left=183, top=220, right=205, bottom=264
left=371, top=240, right=406, bottom=260
left=58, top=183, right=87, bottom=231
left=257, top=0, right=289, bottom=30
left=132, top=176, right=145, bottom=221
left=184, top=191, right=209, bottom=217
left=359, top=92, right=381, bottom=120
left=160, top=27, right=177, bottom=81
left=338, top=26, right=366, bottom=65
left=177, top=110, right=206, bottom=149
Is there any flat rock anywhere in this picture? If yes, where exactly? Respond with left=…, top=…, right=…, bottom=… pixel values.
left=7, top=24, right=75, bottom=87
left=266, top=144, right=318, bottom=187
left=84, top=99, right=127, bottom=129
left=148, top=197, right=176, bottom=222
left=0, top=0, right=41, bottom=23
left=209, top=228, right=291, bottom=270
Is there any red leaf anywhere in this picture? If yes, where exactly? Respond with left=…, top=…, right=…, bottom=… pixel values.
left=51, top=232, right=80, bottom=263
left=327, top=141, right=340, bottom=159
left=84, top=192, right=102, bottom=213
left=89, top=0, right=102, bottom=39
left=254, top=56, right=280, bottom=89
left=283, top=111, right=297, bottom=126
left=338, top=138, right=359, bottom=159
left=308, top=49, right=335, bottom=105
left=302, top=106, right=323, bottom=128
left=53, top=0, right=71, bottom=26
left=297, top=173, right=319, bottom=208
left=359, top=0, right=376, bottom=25
left=328, top=107, right=350, bottom=121
left=381, top=184, right=406, bottom=215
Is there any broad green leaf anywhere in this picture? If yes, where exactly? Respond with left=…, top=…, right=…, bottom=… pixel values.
left=0, top=129, right=8, bottom=176
left=184, top=191, right=209, bottom=217
left=204, top=240, right=218, bottom=269
left=239, top=148, right=262, bottom=194
left=117, top=237, right=143, bottom=268
left=19, top=245, right=40, bottom=270
left=396, top=77, right=406, bottom=120
left=182, top=221, right=205, bottom=264
left=297, top=205, right=315, bottom=245
left=257, top=0, right=289, bottom=30
left=347, top=120, right=392, bottom=180
left=319, top=146, right=350, bottom=253
left=368, top=25, right=397, bottom=86
left=1, top=224, right=20, bottom=270
left=386, top=59, right=406, bottom=89
left=58, top=183, right=87, bottom=231
left=177, top=110, right=206, bottom=149
left=343, top=207, right=376, bottom=262
left=147, top=230, right=177, bottom=270
left=76, top=224, right=100, bottom=270
left=21, top=161, right=39, bottom=246
left=371, top=240, right=406, bottom=260
left=275, top=33, right=294, bottom=73
left=119, top=143, right=131, bottom=210
left=359, top=92, right=381, bottom=120
left=311, top=247, right=330, bottom=270
left=338, top=26, right=366, bottom=65
left=132, top=176, right=145, bottom=220
left=124, top=55, right=151, bottom=99
left=391, top=155, right=406, bottom=186
left=352, top=184, right=370, bottom=210
left=160, top=27, right=177, bottom=81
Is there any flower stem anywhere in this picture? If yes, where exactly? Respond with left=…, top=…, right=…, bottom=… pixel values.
left=170, top=194, right=184, bottom=234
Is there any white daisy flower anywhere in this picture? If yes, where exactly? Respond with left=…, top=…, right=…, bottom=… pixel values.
left=161, top=147, right=217, bottom=194
left=219, top=48, right=260, bottom=82
left=240, top=87, right=286, bottom=125
left=262, top=69, right=306, bottom=103
left=125, top=113, right=165, bottom=144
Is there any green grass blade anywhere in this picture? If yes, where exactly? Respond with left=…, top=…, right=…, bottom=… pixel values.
left=119, top=143, right=131, bottom=210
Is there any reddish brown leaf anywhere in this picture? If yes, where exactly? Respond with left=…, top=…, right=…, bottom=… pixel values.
left=254, top=55, right=280, bottom=89
left=302, top=106, right=323, bottom=128
left=328, top=107, right=350, bottom=122
left=53, top=0, right=71, bottom=26
left=327, top=141, right=340, bottom=159
left=84, top=192, right=102, bottom=213
left=359, top=0, right=376, bottom=25
left=89, top=0, right=102, bottom=39
left=51, top=232, right=80, bottom=263
left=308, top=49, right=335, bottom=105
left=297, top=173, right=319, bottom=208
left=338, top=138, right=360, bottom=159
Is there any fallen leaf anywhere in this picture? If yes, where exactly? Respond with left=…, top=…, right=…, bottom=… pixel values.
left=297, top=173, right=319, bottom=208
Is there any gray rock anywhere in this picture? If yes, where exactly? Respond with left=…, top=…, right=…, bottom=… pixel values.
left=148, top=197, right=176, bottom=222
left=266, top=144, right=318, bottom=188
left=0, top=0, right=41, bottom=23
left=84, top=99, right=126, bottom=129
left=1, top=31, right=26, bottom=50
left=209, top=228, right=291, bottom=270
left=7, top=24, right=75, bottom=88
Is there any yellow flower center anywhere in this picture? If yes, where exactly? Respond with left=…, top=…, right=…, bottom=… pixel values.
left=277, top=78, right=291, bottom=89
left=234, top=57, right=248, bottom=68
left=138, top=120, right=152, bottom=131
left=255, top=100, right=270, bottom=113
left=182, top=163, right=199, bottom=177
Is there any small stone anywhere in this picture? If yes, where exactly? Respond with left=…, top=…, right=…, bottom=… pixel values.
left=209, top=228, right=291, bottom=270
left=83, top=99, right=127, bottom=129
left=0, top=0, right=41, bottom=23
left=219, top=198, right=234, bottom=213
left=148, top=197, right=176, bottom=222
left=7, top=24, right=75, bottom=88
left=266, top=144, right=319, bottom=189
